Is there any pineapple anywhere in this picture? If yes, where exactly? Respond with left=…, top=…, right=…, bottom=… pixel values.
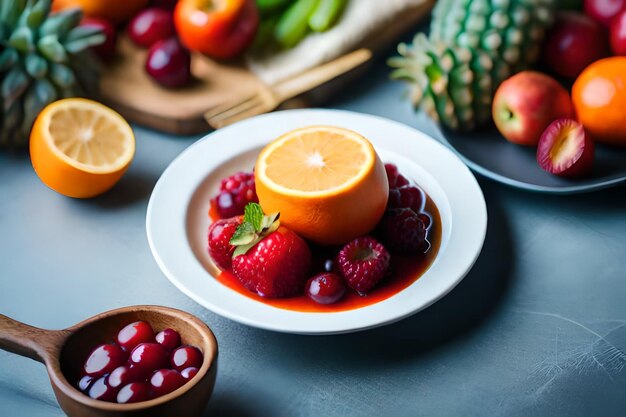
left=0, top=0, right=104, bottom=147
left=389, top=0, right=557, bottom=131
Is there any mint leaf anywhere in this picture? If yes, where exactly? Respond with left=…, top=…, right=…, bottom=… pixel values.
left=244, top=203, right=264, bottom=232
left=261, top=212, right=280, bottom=230
left=229, top=222, right=256, bottom=246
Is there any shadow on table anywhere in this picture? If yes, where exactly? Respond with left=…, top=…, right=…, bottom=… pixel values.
left=72, top=169, right=158, bottom=209
left=268, top=181, right=513, bottom=365
left=203, top=391, right=260, bottom=417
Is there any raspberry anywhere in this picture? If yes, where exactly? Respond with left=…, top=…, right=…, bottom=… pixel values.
left=378, top=208, right=429, bottom=254
left=387, top=185, right=425, bottom=213
left=212, top=171, right=258, bottom=218
left=207, top=216, right=242, bottom=271
left=337, top=237, right=390, bottom=294
left=384, top=163, right=409, bottom=188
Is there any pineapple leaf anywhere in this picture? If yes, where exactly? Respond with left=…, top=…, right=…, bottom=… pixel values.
left=0, top=48, right=19, bottom=72
left=40, top=7, right=82, bottom=40
left=2, top=66, right=30, bottom=111
left=37, top=34, right=68, bottom=63
left=49, top=63, right=75, bottom=88
left=21, top=77, right=57, bottom=138
left=0, top=0, right=27, bottom=28
left=64, top=33, right=105, bottom=54
left=25, top=52, right=48, bottom=78
left=8, top=25, right=34, bottom=52
left=25, top=0, right=51, bottom=30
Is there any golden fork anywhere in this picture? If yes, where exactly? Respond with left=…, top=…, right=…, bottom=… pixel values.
left=205, top=48, right=373, bottom=129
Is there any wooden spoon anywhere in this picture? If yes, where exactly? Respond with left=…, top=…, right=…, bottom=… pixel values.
left=0, top=305, right=218, bottom=417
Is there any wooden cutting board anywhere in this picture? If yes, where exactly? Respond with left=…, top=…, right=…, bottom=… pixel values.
left=97, top=1, right=434, bottom=135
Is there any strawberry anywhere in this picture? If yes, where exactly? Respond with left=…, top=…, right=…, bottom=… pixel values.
left=230, top=203, right=311, bottom=298
left=207, top=216, right=242, bottom=271
left=337, top=236, right=390, bottom=294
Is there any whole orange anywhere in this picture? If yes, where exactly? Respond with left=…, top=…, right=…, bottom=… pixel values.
left=572, top=57, right=626, bottom=147
left=52, top=0, right=149, bottom=24
left=255, top=126, right=389, bottom=246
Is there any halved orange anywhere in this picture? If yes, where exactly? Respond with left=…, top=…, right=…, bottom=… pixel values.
left=30, top=98, right=135, bottom=198
left=255, top=126, right=389, bottom=245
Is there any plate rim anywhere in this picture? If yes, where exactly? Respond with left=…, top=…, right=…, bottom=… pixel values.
left=428, top=119, right=626, bottom=194
left=146, top=109, right=488, bottom=334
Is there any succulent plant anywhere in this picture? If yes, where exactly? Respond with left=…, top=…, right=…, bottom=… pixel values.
left=0, top=0, right=104, bottom=148
left=389, top=0, right=557, bottom=131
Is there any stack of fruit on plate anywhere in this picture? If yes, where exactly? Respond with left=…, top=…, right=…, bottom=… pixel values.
left=53, top=0, right=346, bottom=89
left=207, top=126, right=440, bottom=309
left=390, top=0, right=626, bottom=179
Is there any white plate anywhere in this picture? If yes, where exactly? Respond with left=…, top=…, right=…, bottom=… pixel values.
left=146, top=109, right=487, bottom=335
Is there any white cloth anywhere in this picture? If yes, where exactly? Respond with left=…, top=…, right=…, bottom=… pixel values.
left=245, top=0, right=428, bottom=85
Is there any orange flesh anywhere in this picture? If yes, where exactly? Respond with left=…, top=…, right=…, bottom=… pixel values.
left=50, top=109, right=127, bottom=167
left=263, top=131, right=369, bottom=192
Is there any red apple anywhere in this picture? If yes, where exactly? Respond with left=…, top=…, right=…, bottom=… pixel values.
left=537, top=119, right=594, bottom=177
left=584, top=0, right=625, bottom=26
left=81, top=17, right=117, bottom=60
left=610, top=9, right=626, bottom=54
left=492, top=71, right=576, bottom=146
left=542, top=12, right=609, bottom=79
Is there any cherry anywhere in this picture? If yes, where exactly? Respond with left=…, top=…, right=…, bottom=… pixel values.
left=128, top=7, right=175, bottom=48
left=130, top=343, right=169, bottom=374
left=146, top=38, right=191, bottom=88
left=83, top=343, right=128, bottom=377
left=150, top=369, right=186, bottom=396
left=116, top=321, right=155, bottom=352
left=87, top=376, right=119, bottom=402
left=117, top=382, right=152, bottom=404
left=584, top=0, right=625, bottom=27
left=170, top=346, right=203, bottom=371
left=108, top=365, right=144, bottom=389
left=180, top=367, right=199, bottom=381
left=155, top=328, right=181, bottom=351
left=306, top=273, right=347, bottom=305
left=81, top=17, right=117, bottom=60
left=78, top=375, right=93, bottom=392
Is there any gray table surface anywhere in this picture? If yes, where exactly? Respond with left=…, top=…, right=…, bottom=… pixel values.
left=2, top=54, right=626, bottom=417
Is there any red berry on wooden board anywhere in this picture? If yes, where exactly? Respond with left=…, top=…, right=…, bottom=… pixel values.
left=83, top=343, right=128, bottom=378
left=155, top=328, right=182, bottom=351
left=150, top=369, right=186, bottom=396
left=542, top=12, right=610, bottom=79
left=129, top=342, right=169, bottom=374
left=584, top=0, right=626, bottom=26
left=116, top=320, right=155, bottom=352
left=128, top=7, right=176, bottom=48
left=145, top=38, right=191, bottom=88
left=116, top=382, right=151, bottom=404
